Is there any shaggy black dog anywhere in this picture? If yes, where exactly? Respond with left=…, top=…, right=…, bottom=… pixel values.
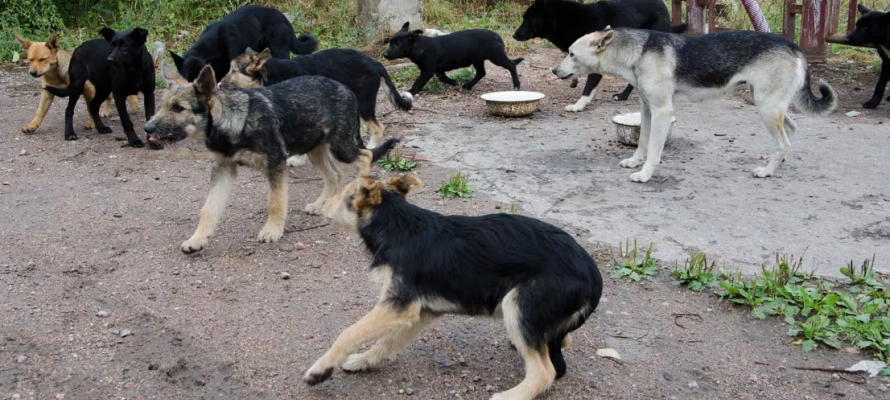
left=845, top=5, right=890, bottom=108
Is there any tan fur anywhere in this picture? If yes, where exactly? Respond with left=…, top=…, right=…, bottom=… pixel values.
left=492, top=289, right=557, bottom=400
left=16, top=33, right=136, bottom=133
left=258, top=168, right=288, bottom=243
left=181, top=162, right=238, bottom=253
left=364, top=119, right=385, bottom=148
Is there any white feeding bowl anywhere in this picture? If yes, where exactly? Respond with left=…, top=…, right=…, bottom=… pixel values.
left=480, top=91, right=546, bottom=117
left=612, top=112, right=677, bottom=146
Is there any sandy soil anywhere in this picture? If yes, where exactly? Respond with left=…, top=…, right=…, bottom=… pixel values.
left=1, top=43, right=889, bottom=400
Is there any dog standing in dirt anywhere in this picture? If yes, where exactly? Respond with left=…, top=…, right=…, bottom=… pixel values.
left=383, top=22, right=523, bottom=95
left=44, top=28, right=156, bottom=148
left=144, top=64, right=398, bottom=254
left=220, top=47, right=413, bottom=148
left=15, top=33, right=136, bottom=133
left=845, top=5, right=890, bottom=109
left=513, top=0, right=684, bottom=112
left=170, top=4, right=318, bottom=81
left=304, top=174, right=602, bottom=400
left=553, top=27, right=837, bottom=182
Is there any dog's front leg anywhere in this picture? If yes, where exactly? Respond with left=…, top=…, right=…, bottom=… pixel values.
left=630, top=100, right=673, bottom=183
left=864, top=57, right=889, bottom=108
left=619, top=99, right=650, bottom=170
left=113, top=92, right=144, bottom=148
left=342, top=312, right=439, bottom=372
left=304, top=301, right=421, bottom=385
left=409, top=71, right=436, bottom=95
left=257, top=165, right=288, bottom=243
left=182, top=163, right=238, bottom=254
left=565, top=74, right=600, bottom=112
left=23, top=90, right=54, bottom=133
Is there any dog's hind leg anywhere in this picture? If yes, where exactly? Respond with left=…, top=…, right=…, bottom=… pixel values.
left=463, top=62, right=486, bottom=90
left=182, top=163, right=238, bottom=253
left=784, top=115, right=798, bottom=140
left=82, top=82, right=98, bottom=130
left=565, top=74, right=601, bottom=112
left=305, top=145, right=343, bottom=215
left=613, top=84, right=635, bottom=101
left=491, top=289, right=556, bottom=400
left=364, top=119, right=385, bottom=148
left=436, top=73, right=459, bottom=86
left=258, top=165, right=288, bottom=243
left=752, top=108, right=792, bottom=178
left=304, top=300, right=422, bottom=385
left=490, top=53, right=521, bottom=90
left=342, top=311, right=439, bottom=372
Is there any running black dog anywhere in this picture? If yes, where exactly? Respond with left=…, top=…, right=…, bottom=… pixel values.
left=45, top=27, right=156, bottom=148
left=170, top=5, right=318, bottom=81
left=513, top=0, right=684, bottom=111
left=845, top=5, right=890, bottom=109
left=305, top=174, right=603, bottom=400
left=220, top=47, right=413, bottom=148
left=383, top=22, right=523, bottom=95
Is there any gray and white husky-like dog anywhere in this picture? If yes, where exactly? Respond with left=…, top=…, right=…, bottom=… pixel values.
left=553, top=27, right=837, bottom=183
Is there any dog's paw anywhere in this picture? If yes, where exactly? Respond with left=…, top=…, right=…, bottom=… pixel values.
left=65, top=133, right=78, bottom=141
left=303, top=365, right=334, bottom=386
left=257, top=224, right=284, bottom=243
left=613, top=93, right=630, bottom=101
left=128, top=139, right=146, bottom=148
left=99, top=109, right=110, bottom=118
left=461, top=83, right=475, bottom=90
left=147, top=140, right=164, bottom=150
left=181, top=236, right=207, bottom=254
left=619, top=157, right=644, bottom=168
left=751, top=167, right=774, bottom=178
left=863, top=99, right=880, bottom=109
left=287, top=155, right=308, bottom=167
left=629, top=171, right=653, bottom=183
left=22, top=122, right=39, bottom=133
left=304, top=201, right=324, bottom=215
left=97, top=126, right=113, bottom=134
left=564, top=103, right=585, bottom=112
left=83, top=120, right=95, bottom=130
left=341, top=354, right=373, bottom=372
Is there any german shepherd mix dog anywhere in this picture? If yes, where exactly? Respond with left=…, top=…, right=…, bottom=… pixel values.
left=219, top=47, right=413, bottom=148
left=15, top=33, right=137, bottom=133
left=514, top=0, right=682, bottom=112
left=304, top=175, right=602, bottom=400
left=145, top=64, right=398, bottom=254
left=170, top=5, right=318, bottom=81
left=44, top=28, right=156, bottom=148
left=845, top=5, right=890, bottom=109
left=553, top=27, right=837, bottom=182
left=383, top=22, right=523, bottom=95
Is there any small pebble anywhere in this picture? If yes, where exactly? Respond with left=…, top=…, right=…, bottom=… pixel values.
left=96, top=310, right=109, bottom=318
left=16, top=355, right=26, bottom=363
left=688, top=381, right=699, bottom=389
left=405, top=387, right=414, bottom=395
left=120, top=329, right=132, bottom=338
left=485, top=384, right=496, bottom=392
left=295, top=242, right=306, bottom=250
left=663, top=372, right=673, bottom=381
left=280, top=271, right=292, bottom=280
left=19, top=149, right=27, bottom=156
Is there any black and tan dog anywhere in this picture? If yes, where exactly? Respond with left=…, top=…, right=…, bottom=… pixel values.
left=220, top=47, right=413, bottom=148
left=304, top=175, right=603, bottom=400
left=144, top=64, right=398, bottom=253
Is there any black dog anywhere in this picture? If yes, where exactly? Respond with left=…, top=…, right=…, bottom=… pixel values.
left=170, top=5, right=318, bottom=81
left=306, top=175, right=602, bottom=400
left=220, top=47, right=413, bottom=148
left=845, top=5, right=890, bottom=109
left=383, top=22, right=523, bottom=95
left=45, top=28, right=156, bottom=148
left=513, top=0, right=684, bottom=112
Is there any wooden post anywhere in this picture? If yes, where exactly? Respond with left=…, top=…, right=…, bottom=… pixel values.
left=686, top=0, right=708, bottom=34
left=800, top=0, right=829, bottom=63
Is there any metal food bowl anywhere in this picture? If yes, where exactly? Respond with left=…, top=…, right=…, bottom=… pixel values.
left=612, top=112, right=677, bottom=146
left=480, top=91, right=546, bottom=117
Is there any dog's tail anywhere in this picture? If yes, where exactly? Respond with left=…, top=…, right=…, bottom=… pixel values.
left=670, top=23, right=689, bottom=34
left=794, top=67, right=837, bottom=115
left=379, top=67, right=413, bottom=111
left=292, top=33, right=318, bottom=55
left=369, top=138, right=400, bottom=162
left=511, top=57, right=524, bottom=66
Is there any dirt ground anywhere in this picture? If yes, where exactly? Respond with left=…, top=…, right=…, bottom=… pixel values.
left=1, top=43, right=889, bottom=400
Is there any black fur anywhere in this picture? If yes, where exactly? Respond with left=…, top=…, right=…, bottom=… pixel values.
left=44, top=28, right=156, bottom=148
left=383, top=22, right=523, bottom=95
left=513, top=0, right=683, bottom=101
left=170, top=5, right=318, bottom=81
left=227, top=48, right=412, bottom=124
left=359, top=188, right=602, bottom=360
left=845, top=5, right=890, bottom=108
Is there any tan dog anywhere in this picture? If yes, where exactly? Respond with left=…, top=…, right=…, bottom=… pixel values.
left=15, top=33, right=138, bottom=133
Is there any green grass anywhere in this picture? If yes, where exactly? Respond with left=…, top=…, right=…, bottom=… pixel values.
left=438, top=170, right=474, bottom=198
left=496, top=202, right=518, bottom=214
left=672, top=252, right=718, bottom=291
left=609, top=239, right=659, bottom=282
left=376, top=148, right=417, bottom=172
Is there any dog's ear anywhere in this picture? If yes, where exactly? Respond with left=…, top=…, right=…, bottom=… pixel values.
left=161, top=61, right=187, bottom=87
left=170, top=51, right=185, bottom=71
left=244, top=47, right=258, bottom=56
left=401, top=22, right=410, bottom=32
left=356, top=177, right=383, bottom=209
left=14, top=34, right=31, bottom=50
left=99, top=27, right=116, bottom=42
left=46, top=32, right=59, bottom=51
left=858, top=4, right=871, bottom=14
left=130, top=28, right=148, bottom=44
left=254, top=48, right=272, bottom=68
left=409, top=30, right=423, bottom=40
left=387, top=175, right=422, bottom=198
left=194, top=65, right=217, bottom=104
left=591, top=29, right=615, bottom=53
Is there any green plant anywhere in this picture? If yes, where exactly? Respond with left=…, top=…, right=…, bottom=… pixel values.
left=672, top=252, right=717, bottom=291
left=609, top=239, right=659, bottom=282
left=390, top=65, right=447, bottom=94
left=451, top=67, right=475, bottom=85
left=496, top=202, right=518, bottom=214
left=438, top=170, right=473, bottom=198
left=376, top=149, right=417, bottom=172
left=841, top=255, right=880, bottom=288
